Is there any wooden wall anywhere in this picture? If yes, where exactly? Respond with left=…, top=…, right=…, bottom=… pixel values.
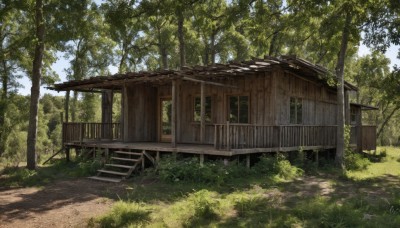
left=123, top=69, right=344, bottom=145
left=274, top=70, right=337, bottom=125
left=123, top=84, right=157, bottom=142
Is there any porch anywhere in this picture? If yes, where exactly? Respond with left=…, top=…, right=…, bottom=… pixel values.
left=62, top=122, right=376, bottom=155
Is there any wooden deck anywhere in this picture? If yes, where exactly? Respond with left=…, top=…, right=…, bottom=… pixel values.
left=65, top=141, right=335, bottom=156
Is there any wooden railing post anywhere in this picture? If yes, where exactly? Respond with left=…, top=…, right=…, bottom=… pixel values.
left=226, top=121, right=230, bottom=151
left=214, top=124, right=217, bottom=149
left=80, top=123, right=84, bottom=144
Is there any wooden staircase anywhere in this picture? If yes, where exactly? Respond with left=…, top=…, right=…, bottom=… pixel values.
left=88, top=150, right=144, bottom=183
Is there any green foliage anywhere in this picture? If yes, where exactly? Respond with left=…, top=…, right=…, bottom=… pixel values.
left=94, top=201, right=151, bottom=228
left=0, top=158, right=101, bottom=188
left=156, top=154, right=303, bottom=186
left=253, top=154, right=304, bottom=179
left=157, top=156, right=230, bottom=185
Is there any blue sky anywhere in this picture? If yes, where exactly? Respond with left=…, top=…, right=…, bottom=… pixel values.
left=17, top=43, right=399, bottom=97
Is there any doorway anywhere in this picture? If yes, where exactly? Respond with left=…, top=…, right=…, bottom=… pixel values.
left=160, top=98, right=172, bottom=142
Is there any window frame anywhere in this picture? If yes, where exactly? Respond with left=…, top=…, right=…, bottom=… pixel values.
left=289, top=97, right=303, bottom=125
left=193, top=95, right=212, bottom=123
left=227, top=94, right=250, bottom=124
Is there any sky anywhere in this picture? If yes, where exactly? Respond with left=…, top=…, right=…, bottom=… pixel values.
left=17, top=44, right=400, bottom=97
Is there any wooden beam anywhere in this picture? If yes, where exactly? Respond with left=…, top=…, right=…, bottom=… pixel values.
left=171, top=80, right=177, bottom=148
left=200, top=82, right=205, bottom=143
left=182, top=76, right=237, bottom=88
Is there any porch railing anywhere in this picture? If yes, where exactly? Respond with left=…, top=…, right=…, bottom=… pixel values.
left=214, top=123, right=337, bottom=150
left=62, top=122, right=122, bottom=144
left=214, top=123, right=377, bottom=151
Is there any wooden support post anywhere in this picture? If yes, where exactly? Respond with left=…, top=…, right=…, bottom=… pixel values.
left=226, top=121, right=230, bottom=151
left=200, top=82, right=205, bottom=143
left=315, top=150, right=319, bottom=167
left=344, top=90, right=350, bottom=125
left=65, top=90, right=70, bottom=123
left=171, top=80, right=177, bottom=148
left=105, top=148, right=109, bottom=160
left=200, top=154, right=204, bottom=167
left=101, top=90, right=114, bottom=139
left=156, top=151, right=160, bottom=165
left=246, top=155, right=250, bottom=168
left=142, top=150, right=145, bottom=170
left=66, top=147, right=70, bottom=162
left=79, top=123, right=84, bottom=144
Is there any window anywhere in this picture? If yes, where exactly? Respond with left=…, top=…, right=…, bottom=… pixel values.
left=229, top=96, right=249, bottom=123
left=194, top=96, right=212, bottom=122
left=350, top=108, right=357, bottom=124
left=290, top=97, right=302, bottom=124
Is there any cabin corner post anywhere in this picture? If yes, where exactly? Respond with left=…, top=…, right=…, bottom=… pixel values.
left=344, top=90, right=350, bottom=125
left=171, top=80, right=177, bottom=148
left=200, top=81, right=205, bottom=143
left=64, top=90, right=70, bottom=162
left=101, top=89, right=114, bottom=140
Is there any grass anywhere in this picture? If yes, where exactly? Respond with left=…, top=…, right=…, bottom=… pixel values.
left=1, top=147, right=399, bottom=227
left=89, top=146, right=400, bottom=227
left=0, top=156, right=102, bottom=188
left=346, top=146, right=400, bottom=180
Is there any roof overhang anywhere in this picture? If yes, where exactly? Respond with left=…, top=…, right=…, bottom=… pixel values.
left=48, top=55, right=359, bottom=92
left=350, top=103, right=379, bottom=110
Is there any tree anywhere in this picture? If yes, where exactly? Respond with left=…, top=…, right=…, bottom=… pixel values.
left=27, top=0, right=45, bottom=170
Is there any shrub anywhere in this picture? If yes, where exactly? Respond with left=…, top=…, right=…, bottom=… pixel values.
left=94, top=201, right=151, bottom=227
left=253, top=154, right=303, bottom=179
left=157, top=156, right=229, bottom=185
left=345, top=152, right=371, bottom=171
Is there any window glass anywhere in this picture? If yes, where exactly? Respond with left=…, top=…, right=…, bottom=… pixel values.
left=194, top=96, right=212, bottom=122
left=290, top=97, right=296, bottom=124
left=297, top=98, right=302, bottom=124
left=350, top=108, right=357, bottom=124
left=290, top=97, right=302, bottom=124
left=229, top=96, right=249, bottom=123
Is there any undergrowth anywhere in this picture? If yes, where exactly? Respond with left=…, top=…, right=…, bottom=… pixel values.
left=155, top=154, right=303, bottom=186
left=91, top=146, right=400, bottom=227
left=0, top=157, right=102, bottom=187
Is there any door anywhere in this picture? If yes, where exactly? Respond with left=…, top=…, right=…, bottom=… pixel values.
left=160, top=98, right=172, bottom=142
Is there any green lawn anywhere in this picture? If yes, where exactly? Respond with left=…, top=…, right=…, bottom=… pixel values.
left=88, top=147, right=400, bottom=227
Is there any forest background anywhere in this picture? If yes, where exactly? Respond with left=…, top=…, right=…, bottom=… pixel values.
left=0, top=0, right=399, bottom=166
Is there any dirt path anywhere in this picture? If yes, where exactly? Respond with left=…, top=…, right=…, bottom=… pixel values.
left=0, top=179, right=127, bottom=228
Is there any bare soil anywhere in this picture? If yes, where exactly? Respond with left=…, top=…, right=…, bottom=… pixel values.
left=1, top=174, right=398, bottom=228
left=0, top=179, right=127, bottom=228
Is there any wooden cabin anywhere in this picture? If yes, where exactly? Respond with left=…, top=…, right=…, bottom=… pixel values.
left=52, top=56, right=377, bottom=182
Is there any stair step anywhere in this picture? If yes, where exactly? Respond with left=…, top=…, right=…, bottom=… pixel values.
left=114, top=151, right=143, bottom=156
left=98, top=169, right=128, bottom=176
left=111, top=157, right=140, bottom=162
left=87, top=176, right=121, bottom=183
left=105, top=164, right=134, bottom=169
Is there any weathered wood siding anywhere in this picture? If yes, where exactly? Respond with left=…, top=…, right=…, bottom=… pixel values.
left=123, top=84, right=157, bottom=142
left=163, top=72, right=275, bottom=144
left=121, top=69, right=353, bottom=147
left=274, top=70, right=337, bottom=125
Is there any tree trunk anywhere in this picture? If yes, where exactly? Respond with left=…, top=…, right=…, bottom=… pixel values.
left=177, top=12, right=186, bottom=68
left=0, top=60, right=9, bottom=156
left=210, top=32, right=216, bottom=65
left=27, top=0, right=45, bottom=170
left=160, top=45, right=168, bottom=70
left=377, top=105, right=400, bottom=138
left=71, top=91, right=78, bottom=122
left=335, top=12, right=352, bottom=169
left=268, top=30, right=279, bottom=56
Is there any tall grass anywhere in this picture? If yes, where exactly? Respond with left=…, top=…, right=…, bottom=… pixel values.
left=92, top=147, right=400, bottom=227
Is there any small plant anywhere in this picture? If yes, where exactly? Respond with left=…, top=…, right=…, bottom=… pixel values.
left=94, top=201, right=151, bottom=227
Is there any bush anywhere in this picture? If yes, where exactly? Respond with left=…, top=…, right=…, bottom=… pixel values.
left=157, top=156, right=229, bottom=185
left=94, top=201, right=151, bottom=227
left=253, top=154, right=303, bottom=179
left=345, top=152, right=371, bottom=171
